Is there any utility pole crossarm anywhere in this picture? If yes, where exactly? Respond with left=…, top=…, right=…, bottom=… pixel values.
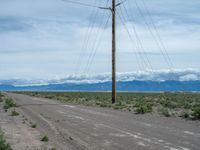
left=98, top=6, right=111, bottom=10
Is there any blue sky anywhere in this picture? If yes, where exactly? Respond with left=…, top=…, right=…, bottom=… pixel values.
left=0, top=0, right=200, bottom=79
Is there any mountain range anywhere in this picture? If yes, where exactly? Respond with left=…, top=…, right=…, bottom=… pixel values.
left=0, top=80, right=200, bottom=92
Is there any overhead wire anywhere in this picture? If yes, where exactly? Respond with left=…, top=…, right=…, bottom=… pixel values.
left=141, top=1, right=189, bottom=91
left=118, top=0, right=147, bottom=71
left=115, top=1, right=143, bottom=71
left=118, top=4, right=152, bottom=70
left=117, top=7, right=144, bottom=70
left=75, top=0, right=99, bottom=73
left=85, top=0, right=110, bottom=73
left=140, top=0, right=174, bottom=69
left=84, top=0, right=110, bottom=73
left=85, top=13, right=111, bottom=73
left=132, top=0, right=173, bottom=69
left=118, top=0, right=168, bottom=92
left=62, top=0, right=101, bottom=8
left=132, top=0, right=182, bottom=92
left=122, top=3, right=153, bottom=70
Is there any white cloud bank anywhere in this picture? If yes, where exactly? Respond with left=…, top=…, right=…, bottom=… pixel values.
left=0, top=69, right=200, bottom=86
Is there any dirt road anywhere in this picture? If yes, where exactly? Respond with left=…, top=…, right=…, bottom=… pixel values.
left=3, top=92, right=200, bottom=150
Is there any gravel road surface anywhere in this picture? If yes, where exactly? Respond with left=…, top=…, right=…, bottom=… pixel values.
left=4, top=92, right=200, bottom=150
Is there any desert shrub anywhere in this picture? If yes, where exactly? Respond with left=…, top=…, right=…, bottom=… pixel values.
left=159, top=99, right=177, bottom=109
left=45, top=95, right=55, bottom=99
left=191, top=105, right=200, bottom=120
left=31, top=124, right=37, bottom=128
left=3, top=98, right=16, bottom=110
left=95, top=101, right=101, bottom=106
left=113, top=105, right=123, bottom=110
left=0, top=93, right=3, bottom=102
left=160, top=108, right=171, bottom=117
left=181, top=112, right=190, bottom=119
left=41, top=135, right=49, bottom=142
left=183, top=103, right=192, bottom=109
left=99, top=103, right=109, bottom=108
left=11, top=110, right=19, bottom=116
left=135, top=103, right=153, bottom=114
left=0, top=131, right=12, bottom=150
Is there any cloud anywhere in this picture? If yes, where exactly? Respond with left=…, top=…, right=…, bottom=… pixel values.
left=0, top=0, right=200, bottom=78
left=0, top=17, right=31, bottom=32
left=179, top=74, right=198, bottom=81
left=1, top=69, right=200, bottom=86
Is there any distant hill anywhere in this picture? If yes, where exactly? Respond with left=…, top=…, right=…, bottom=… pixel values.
left=0, top=80, right=200, bottom=92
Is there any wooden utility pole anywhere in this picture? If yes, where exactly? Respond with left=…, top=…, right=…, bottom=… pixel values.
left=63, top=0, right=119, bottom=104
left=112, top=0, right=116, bottom=104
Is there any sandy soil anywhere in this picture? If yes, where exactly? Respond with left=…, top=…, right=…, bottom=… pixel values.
left=0, top=100, right=54, bottom=150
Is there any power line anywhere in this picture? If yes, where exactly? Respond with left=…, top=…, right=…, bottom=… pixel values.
left=86, top=14, right=111, bottom=73
left=85, top=11, right=111, bottom=73
left=118, top=5, right=153, bottom=71
left=131, top=0, right=179, bottom=91
left=62, top=0, right=101, bottom=8
left=140, top=0, right=174, bottom=68
left=75, top=0, right=99, bottom=73
left=85, top=0, right=110, bottom=73
left=139, top=0, right=187, bottom=91
left=132, top=0, right=173, bottom=69
left=117, top=6, right=144, bottom=70
left=119, top=5, right=167, bottom=92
